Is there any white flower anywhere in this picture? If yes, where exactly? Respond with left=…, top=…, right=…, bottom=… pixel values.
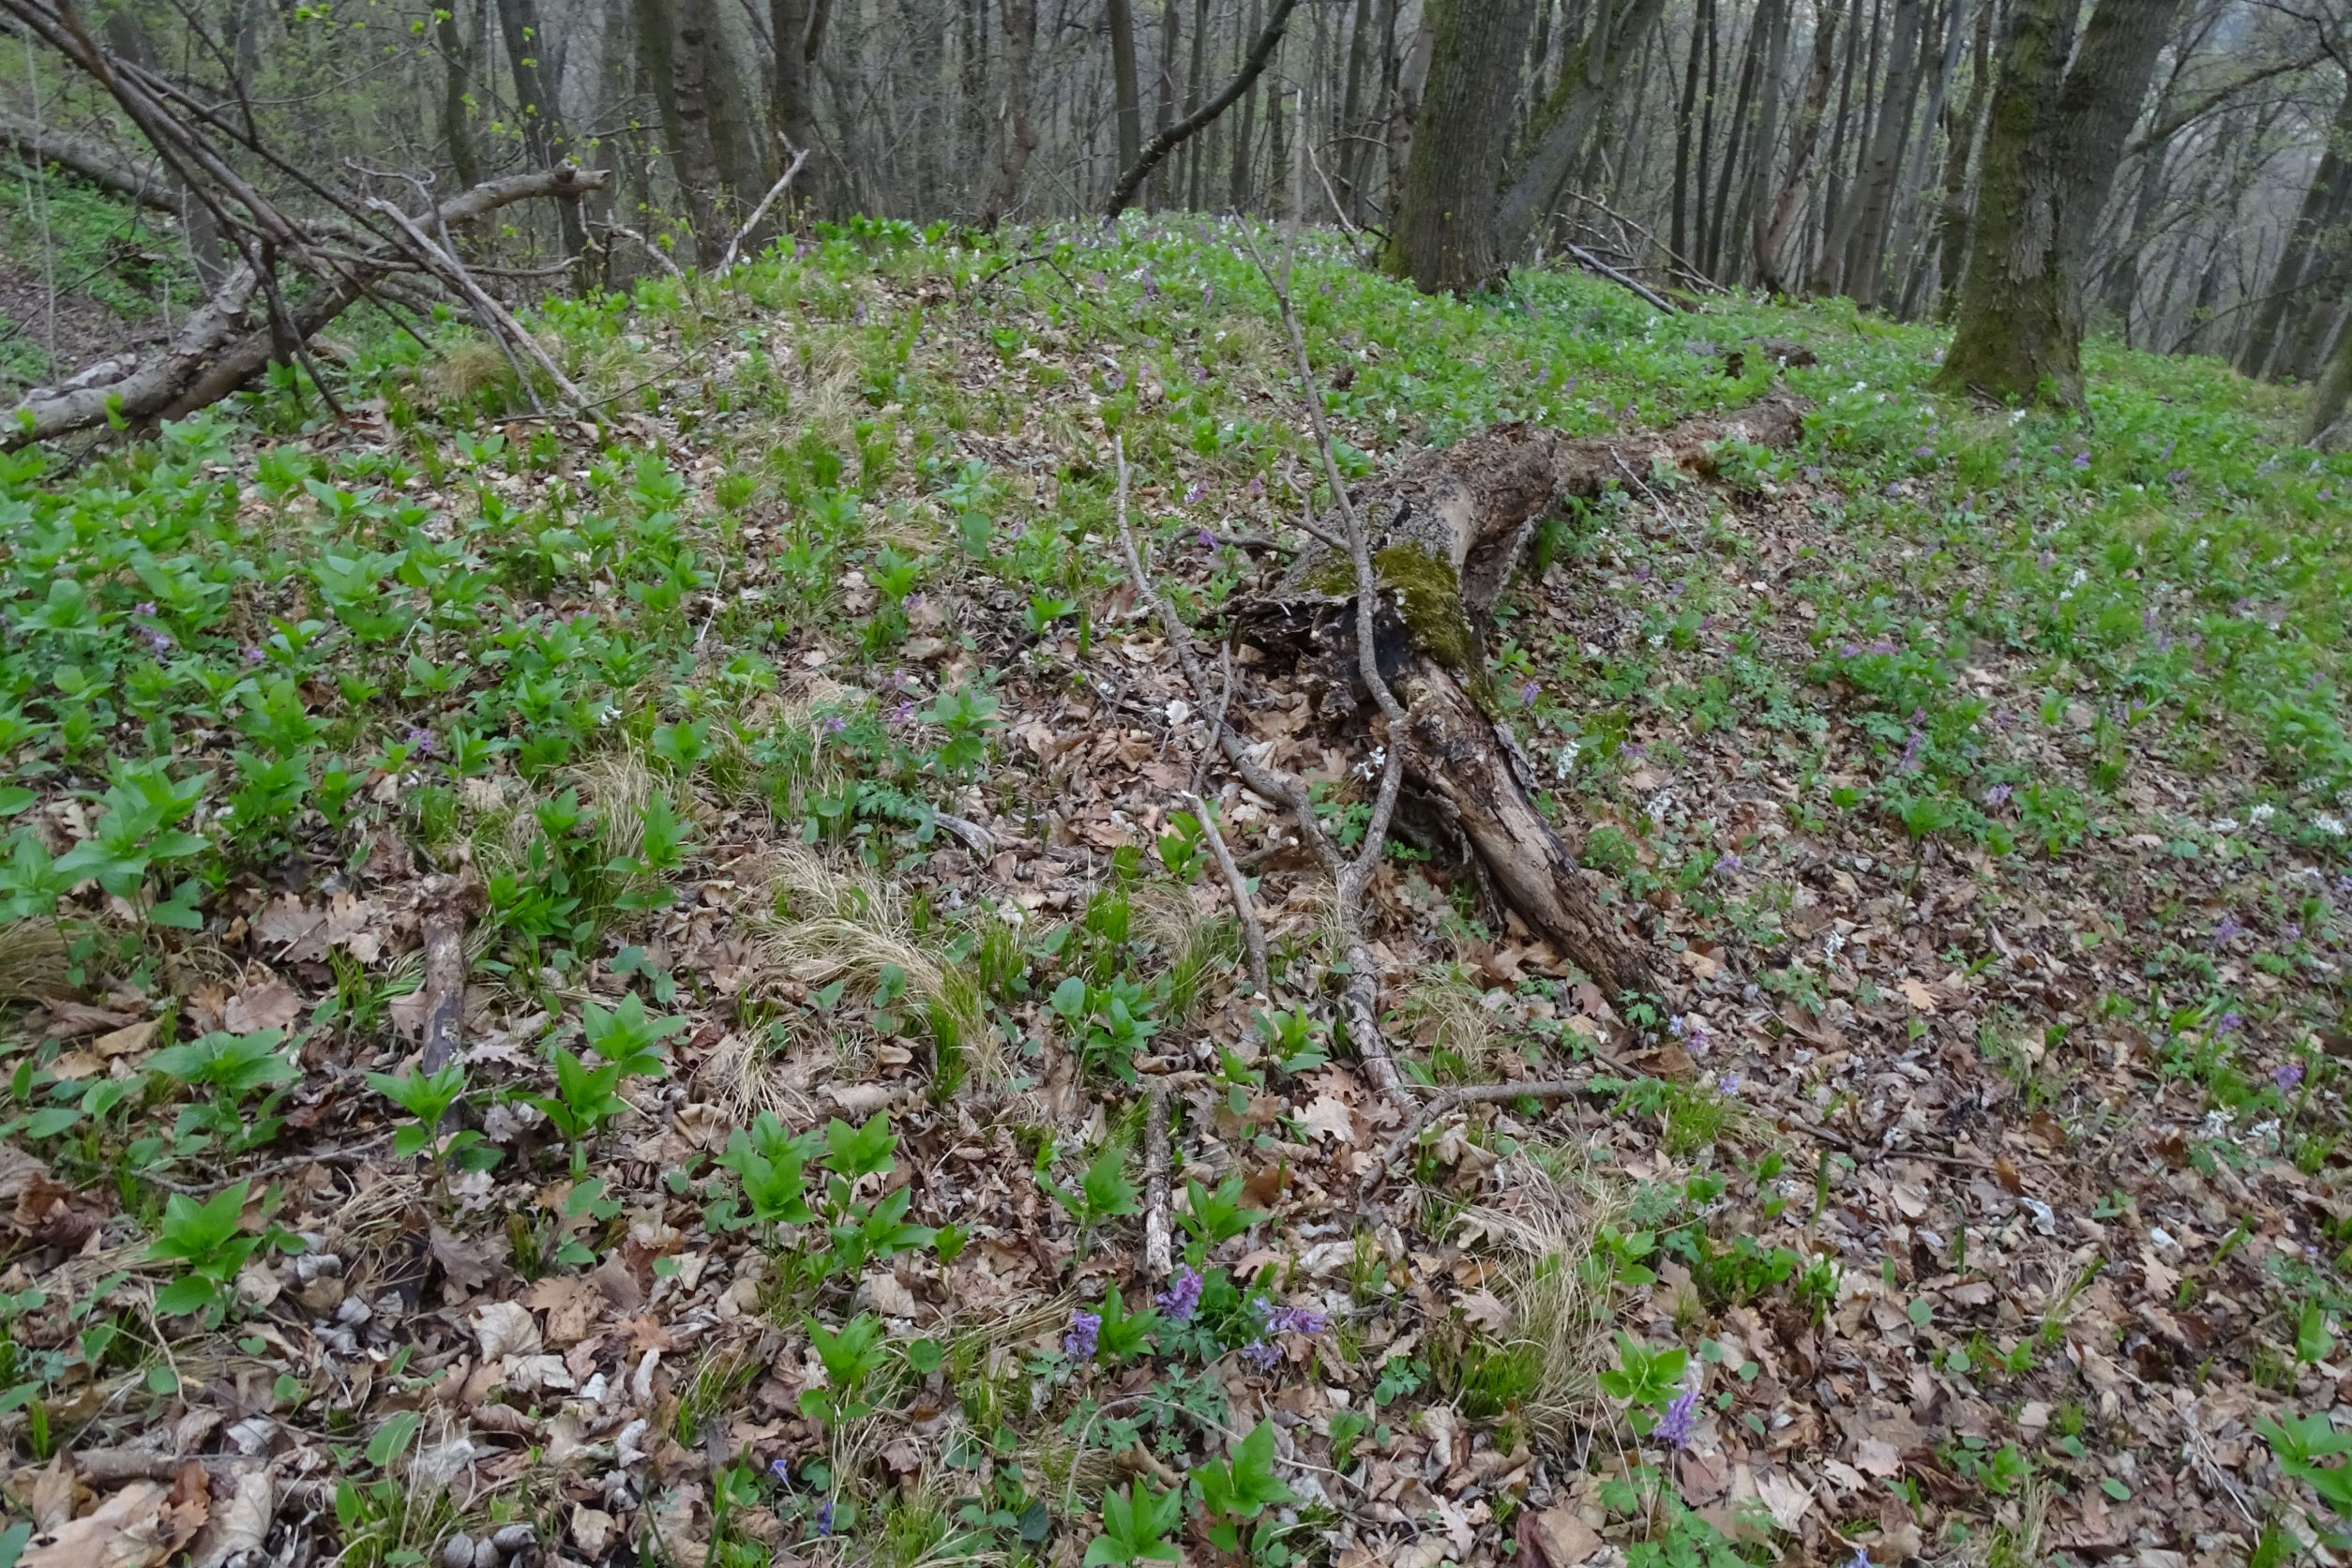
left=2316, top=814, right=2348, bottom=837
left=2069, top=567, right=2088, bottom=588
left=1823, top=931, right=1847, bottom=961
left=2009, top=410, right=2028, bottom=425
left=2210, top=818, right=2239, bottom=835
left=2251, top=805, right=2276, bottom=826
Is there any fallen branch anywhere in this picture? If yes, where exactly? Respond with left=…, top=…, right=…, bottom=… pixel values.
left=1181, top=790, right=1269, bottom=998
left=718, top=138, right=810, bottom=274
left=1561, top=241, right=1679, bottom=314
left=416, top=873, right=479, bottom=1076
left=368, top=196, right=585, bottom=409
left=0, top=104, right=171, bottom=208
left=1140, top=1082, right=1172, bottom=1277
left=3, top=165, right=605, bottom=447
left=1367, top=1078, right=1606, bottom=1183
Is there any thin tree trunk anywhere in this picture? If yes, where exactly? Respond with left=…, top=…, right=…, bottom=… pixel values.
left=1829, top=0, right=1926, bottom=304
left=1109, top=0, right=1145, bottom=179
left=1694, top=0, right=1720, bottom=269
left=1384, top=0, right=1537, bottom=292
left=1741, top=0, right=1791, bottom=290
left=2243, top=78, right=2352, bottom=379
left=1492, top=0, right=1666, bottom=257
left=1888, top=0, right=1968, bottom=317
left=439, top=2, right=484, bottom=191
left=983, top=0, right=1039, bottom=224
left=1811, top=0, right=1866, bottom=290
left=1761, top=0, right=1843, bottom=292
left=769, top=0, right=826, bottom=213
left=1338, top=0, right=1375, bottom=216
left=1934, top=0, right=1994, bottom=320
left=1702, top=0, right=1764, bottom=280
left=1230, top=0, right=1264, bottom=211
left=1670, top=0, right=1708, bottom=263
left=494, top=0, right=591, bottom=264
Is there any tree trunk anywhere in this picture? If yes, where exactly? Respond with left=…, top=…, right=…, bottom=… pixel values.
left=1828, top=0, right=1927, bottom=304
left=1934, top=0, right=2184, bottom=407
left=1888, top=0, right=1969, bottom=318
left=1338, top=0, right=1376, bottom=217
left=1702, top=0, right=1764, bottom=281
left=1108, top=0, right=1145, bottom=179
left=1490, top=0, right=1665, bottom=261
left=770, top=0, right=826, bottom=213
left=2243, top=79, right=2352, bottom=379
left=1810, top=0, right=1866, bottom=291
left=1760, top=0, right=1842, bottom=292
left=1739, top=0, right=1791, bottom=290
left=1384, top=0, right=1536, bottom=291
left=1670, top=0, right=1709, bottom=263
left=1933, top=0, right=1994, bottom=320
left=1230, top=0, right=1264, bottom=210
left=439, top=2, right=484, bottom=191
left=494, top=0, right=591, bottom=264
left=2308, top=307, right=2352, bottom=445
left=983, top=0, right=1039, bottom=225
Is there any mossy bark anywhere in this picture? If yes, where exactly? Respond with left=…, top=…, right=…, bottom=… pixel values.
left=1382, top=0, right=1535, bottom=294
left=2309, top=320, right=2352, bottom=451
left=1934, top=0, right=2185, bottom=408
left=1245, top=395, right=1808, bottom=1002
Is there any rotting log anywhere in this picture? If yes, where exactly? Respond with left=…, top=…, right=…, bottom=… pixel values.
left=3, top=165, right=607, bottom=450
left=1238, top=392, right=1808, bottom=1002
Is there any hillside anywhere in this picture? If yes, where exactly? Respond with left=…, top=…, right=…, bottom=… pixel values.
left=3, top=219, right=2350, bottom=1568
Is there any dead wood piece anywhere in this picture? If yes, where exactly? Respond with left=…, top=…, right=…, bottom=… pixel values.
left=718, top=139, right=811, bottom=274
left=68, top=1449, right=325, bottom=1513
left=1396, top=658, right=1651, bottom=997
left=416, top=872, right=485, bottom=1076
left=1140, top=1082, right=1172, bottom=1278
left=0, top=104, right=172, bottom=208
left=1181, top=790, right=1269, bottom=998
left=1367, top=1078, right=1605, bottom=1184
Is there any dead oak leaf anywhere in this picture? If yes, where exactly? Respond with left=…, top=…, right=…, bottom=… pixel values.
left=224, top=979, right=301, bottom=1034
left=1294, top=1094, right=1360, bottom=1146
left=23, top=1478, right=173, bottom=1568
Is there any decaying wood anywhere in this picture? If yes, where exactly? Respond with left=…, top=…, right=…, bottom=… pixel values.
left=416, top=874, right=484, bottom=1076
left=1245, top=391, right=1809, bottom=999
left=1140, top=1081, right=1172, bottom=1277
left=717, top=138, right=811, bottom=274
left=1181, top=790, right=1270, bottom=998
left=3, top=165, right=605, bottom=448
left=1368, top=1078, right=1606, bottom=1181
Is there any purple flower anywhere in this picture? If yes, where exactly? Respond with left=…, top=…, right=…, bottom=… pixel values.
left=1239, top=1337, right=1280, bottom=1370
left=813, top=1500, right=835, bottom=1536
left=1261, top=1303, right=1329, bottom=1336
left=1519, top=680, right=1541, bottom=707
left=822, top=715, right=849, bottom=734
left=1655, top=1387, right=1698, bottom=1449
left=146, top=631, right=173, bottom=655
left=405, top=726, right=435, bottom=757
left=1155, top=1265, right=1203, bottom=1324
left=1898, top=725, right=1924, bottom=774
left=1839, top=642, right=1862, bottom=659
left=2211, top=914, right=2245, bottom=947
left=2166, top=469, right=2191, bottom=486
left=1194, top=527, right=1220, bottom=550
left=1712, top=852, right=1742, bottom=877
left=769, top=1457, right=792, bottom=1484
left=1717, top=1072, right=1741, bottom=1095
left=2072, top=450, right=2091, bottom=470
left=243, top=645, right=264, bottom=663
left=1063, top=1309, right=1102, bottom=1360
left=1183, top=482, right=1206, bottom=505
left=888, top=700, right=915, bottom=725
left=1669, top=1015, right=1710, bottom=1052
left=2216, top=1011, right=2244, bottom=1033
left=1850, top=1550, right=1872, bottom=1568
left=134, top=601, right=158, bottom=617
left=853, top=301, right=867, bottom=325
left=1984, top=783, right=2013, bottom=807
left=2275, top=1063, right=2306, bottom=1092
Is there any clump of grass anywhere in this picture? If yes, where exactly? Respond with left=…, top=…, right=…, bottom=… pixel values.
left=1452, top=1152, right=1620, bottom=1442
left=1400, top=967, right=1506, bottom=1083
left=750, top=846, right=990, bottom=1080
left=424, top=339, right=517, bottom=402
left=0, top=918, right=68, bottom=1003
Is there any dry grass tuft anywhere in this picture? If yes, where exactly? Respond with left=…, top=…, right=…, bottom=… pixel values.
left=425, top=339, right=517, bottom=401
left=1400, top=967, right=1507, bottom=1081
left=748, top=847, right=992, bottom=1081
left=1454, top=1151, right=1621, bottom=1443
left=0, top=919, right=69, bottom=1003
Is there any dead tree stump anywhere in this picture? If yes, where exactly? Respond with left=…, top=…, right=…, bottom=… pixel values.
left=1237, top=392, right=1808, bottom=1002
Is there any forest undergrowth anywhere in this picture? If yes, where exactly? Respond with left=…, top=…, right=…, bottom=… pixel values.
left=1, top=213, right=2349, bottom=1568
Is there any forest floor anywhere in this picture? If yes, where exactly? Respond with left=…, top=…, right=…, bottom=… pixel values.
left=1, top=217, right=2349, bottom=1568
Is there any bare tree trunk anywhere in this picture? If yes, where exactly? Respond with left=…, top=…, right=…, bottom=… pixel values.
left=1760, top=0, right=1842, bottom=291
left=1937, top=0, right=2186, bottom=407
left=1229, top=0, right=1264, bottom=211
left=1384, top=0, right=1536, bottom=292
left=2242, top=78, right=2352, bottom=380
left=2309, top=304, right=2352, bottom=445
left=1670, top=0, right=1709, bottom=263
left=98, top=8, right=230, bottom=290
left=1491, top=0, right=1665, bottom=258
left=1694, top=0, right=1720, bottom=267
left=1933, top=0, right=1994, bottom=320
left=1338, top=0, right=1375, bottom=216
left=1702, top=0, right=1764, bottom=280
left=1109, top=0, right=1145, bottom=180
left=1828, top=0, right=1926, bottom=304
left=983, top=0, right=1039, bottom=224
left=1889, top=0, right=1968, bottom=318
left=1739, top=0, right=1792, bottom=290
left=494, top=0, right=591, bottom=264
left=439, top=2, right=484, bottom=191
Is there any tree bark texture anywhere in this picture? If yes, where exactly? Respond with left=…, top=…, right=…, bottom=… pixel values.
left=1240, top=394, right=1807, bottom=997
left=1760, top=0, right=1844, bottom=292
left=494, top=0, right=591, bottom=264
left=1384, top=0, right=1536, bottom=293
left=1936, top=0, right=2185, bottom=407
left=1108, top=0, right=1146, bottom=176
left=1493, top=0, right=1665, bottom=264
left=2239, top=77, right=2352, bottom=381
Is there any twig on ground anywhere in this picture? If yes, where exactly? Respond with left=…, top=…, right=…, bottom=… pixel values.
left=367, top=197, right=585, bottom=409
left=1562, top=241, right=1679, bottom=315
left=1367, top=1078, right=1606, bottom=1184
left=143, top=1132, right=396, bottom=1196
left=608, top=222, right=684, bottom=279
left=1182, top=790, right=1270, bottom=997
left=417, top=871, right=474, bottom=1075
left=1141, top=1081, right=1172, bottom=1277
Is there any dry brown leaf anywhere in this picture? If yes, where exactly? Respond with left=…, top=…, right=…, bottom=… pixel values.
left=187, top=1468, right=271, bottom=1568
left=29, top=1455, right=75, bottom=1532
left=472, top=1300, right=542, bottom=1361
left=23, top=1478, right=173, bottom=1568
left=89, top=1019, right=157, bottom=1060
left=430, top=1225, right=505, bottom=1290
left=1517, top=1504, right=1603, bottom=1568
left=224, top=979, right=301, bottom=1034
left=1458, top=1288, right=1513, bottom=1335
